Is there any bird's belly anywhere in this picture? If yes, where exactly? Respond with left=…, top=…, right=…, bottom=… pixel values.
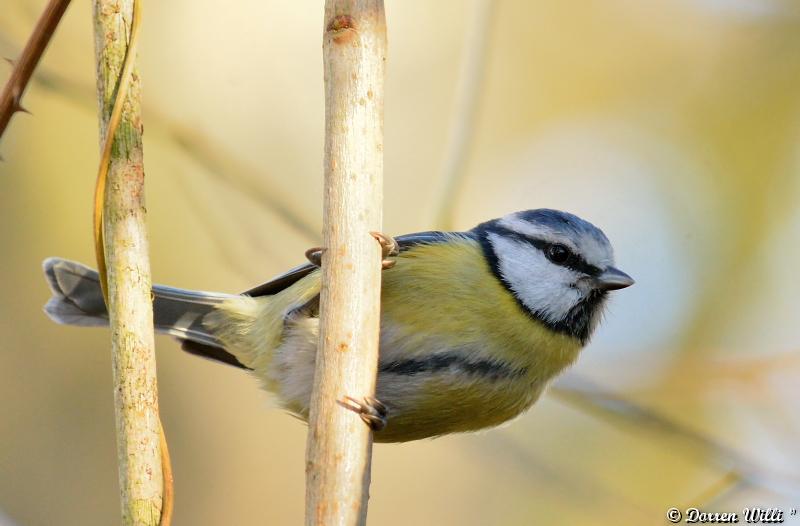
left=373, top=367, right=543, bottom=442
left=269, top=316, right=553, bottom=443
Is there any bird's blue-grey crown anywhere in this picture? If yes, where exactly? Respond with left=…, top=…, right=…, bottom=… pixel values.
left=472, top=209, right=633, bottom=343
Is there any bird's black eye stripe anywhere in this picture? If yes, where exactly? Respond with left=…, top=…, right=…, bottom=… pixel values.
left=495, top=228, right=601, bottom=276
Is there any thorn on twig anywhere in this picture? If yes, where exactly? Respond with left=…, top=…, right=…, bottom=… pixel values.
left=0, top=0, right=71, bottom=143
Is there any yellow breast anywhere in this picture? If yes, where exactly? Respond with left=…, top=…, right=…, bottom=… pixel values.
left=381, top=237, right=582, bottom=380
left=373, top=236, right=583, bottom=441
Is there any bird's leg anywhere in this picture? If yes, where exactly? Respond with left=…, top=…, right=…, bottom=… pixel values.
left=339, top=395, right=388, bottom=431
left=305, top=232, right=399, bottom=269
left=370, top=231, right=400, bottom=269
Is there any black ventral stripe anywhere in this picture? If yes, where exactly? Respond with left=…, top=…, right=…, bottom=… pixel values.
left=379, top=352, right=527, bottom=381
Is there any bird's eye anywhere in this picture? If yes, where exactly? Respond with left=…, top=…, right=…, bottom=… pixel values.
left=546, top=244, right=570, bottom=265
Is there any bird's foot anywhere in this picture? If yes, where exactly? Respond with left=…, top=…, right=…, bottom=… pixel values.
left=370, top=231, right=399, bottom=269
left=305, top=246, right=326, bottom=267
left=340, top=395, right=388, bottom=431
left=304, top=232, right=399, bottom=269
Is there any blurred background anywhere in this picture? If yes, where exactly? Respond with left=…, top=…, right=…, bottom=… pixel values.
left=2, top=0, right=800, bottom=524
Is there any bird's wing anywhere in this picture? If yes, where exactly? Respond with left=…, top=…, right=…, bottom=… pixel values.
left=183, top=231, right=468, bottom=369
left=242, top=231, right=465, bottom=298
left=243, top=262, right=319, bottom=297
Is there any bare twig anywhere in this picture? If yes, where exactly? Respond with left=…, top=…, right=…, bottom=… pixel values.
left=481, top=433, right=652, bottom=523
left=305, top=2, right=387, bottom=525
left=169, top=125, right=320, bottom=242
left=550, top=375, right=800, bottom=493
left=0, top=0, right=71, bottom=143
left=2, top=54, right=321, bottom=250
left=433, top=0, right=494, bottom=230
left=172, top=166, right=275, bottom=282
left=91, top=1, right=169, bottom=524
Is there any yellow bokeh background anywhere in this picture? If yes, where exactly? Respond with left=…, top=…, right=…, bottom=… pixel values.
left=1, top=1, right=799, bottom=525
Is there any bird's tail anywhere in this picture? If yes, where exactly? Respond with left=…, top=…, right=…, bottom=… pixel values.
left=43, top=257, right=238, bottom=354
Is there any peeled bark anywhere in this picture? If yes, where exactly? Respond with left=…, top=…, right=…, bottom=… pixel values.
left=305, top=2, right=387, bottom=525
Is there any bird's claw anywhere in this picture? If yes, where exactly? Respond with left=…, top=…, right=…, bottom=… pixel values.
left=340, top=395, right=388, bottom=432
left=305, top=246, right=326, bottom=267
left=304, top=232, right=398, bottom=270
left=370, top=231, right=399, bottom=269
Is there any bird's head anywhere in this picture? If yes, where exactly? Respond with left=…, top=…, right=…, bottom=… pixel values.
left=474, top=209, right=634, bottom=343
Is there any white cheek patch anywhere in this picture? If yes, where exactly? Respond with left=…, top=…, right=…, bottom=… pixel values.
left=488, top=233, right=582, bottom=324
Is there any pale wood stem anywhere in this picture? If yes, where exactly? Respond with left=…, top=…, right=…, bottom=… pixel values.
left=304, top=2, right=387, bottom=525
left=91, top=1, right=164, bottom=524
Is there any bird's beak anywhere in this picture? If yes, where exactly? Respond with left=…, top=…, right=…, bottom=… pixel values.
left=594, top=267, right=635, bottom=291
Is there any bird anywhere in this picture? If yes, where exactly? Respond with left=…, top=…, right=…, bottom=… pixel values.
left=42, top=208, right=634, bottom=443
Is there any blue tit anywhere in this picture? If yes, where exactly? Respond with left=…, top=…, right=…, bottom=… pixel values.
left=42, top=208, right=633, bottom=443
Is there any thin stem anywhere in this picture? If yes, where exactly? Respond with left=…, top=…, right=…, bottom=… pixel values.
left=0, top=0, right=71, bottom=143
left=305, top=2, right=387, bottom=525
left=168, top=125, right=319, bottom=242
left=91, top=1, right=169, bottom=524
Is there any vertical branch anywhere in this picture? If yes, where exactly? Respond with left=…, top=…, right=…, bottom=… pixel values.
left=305, top=2, right=386, bottom=525
left=92, top=1, right=164, bottom=524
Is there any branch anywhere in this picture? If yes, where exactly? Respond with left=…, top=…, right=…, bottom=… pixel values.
left=169, top=125, right=320, bottom=243
left=305, top=2, right=386, bottom=525
left=0, top=0, right=71, bottom=143
left=549, top=375, right=800, bottom=491
left=91, top=1, right=167, bottom=524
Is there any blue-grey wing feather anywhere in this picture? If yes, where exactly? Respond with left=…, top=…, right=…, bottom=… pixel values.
left=243, top=230, right=472, bottom=298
